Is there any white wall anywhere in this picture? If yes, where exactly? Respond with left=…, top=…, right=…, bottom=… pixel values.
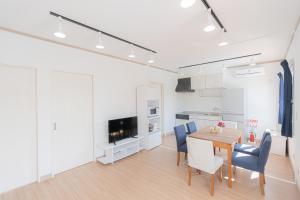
left=224, top=63, right=281, bottom=138
left=286, top=23, right=300, bottom=190
left=0, top=30, right=178, bottom=181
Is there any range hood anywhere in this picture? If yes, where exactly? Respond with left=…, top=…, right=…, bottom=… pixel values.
left=175, top=77, right=195, bottom=92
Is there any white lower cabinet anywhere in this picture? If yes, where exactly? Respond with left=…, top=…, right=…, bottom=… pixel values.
left=176, top=115, right=222, bottom=131
left=147, top=132, right=162, bottom=150
left=191, top=119, right=221, bottom=130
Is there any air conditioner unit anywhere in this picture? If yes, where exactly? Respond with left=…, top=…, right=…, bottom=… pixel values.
left=234, top=67, right=265, bottom=78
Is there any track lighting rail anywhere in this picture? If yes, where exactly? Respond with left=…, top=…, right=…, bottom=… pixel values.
left=178, top=53, right=262, bottom=69
left=200, top=0, right=227, bottom=32
left=50, top=11, right=157, bottom=53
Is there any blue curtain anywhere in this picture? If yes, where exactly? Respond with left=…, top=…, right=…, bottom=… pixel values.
left=278, top=72, right=284, bottom=124
left=280, top=60, right=293, bottom=137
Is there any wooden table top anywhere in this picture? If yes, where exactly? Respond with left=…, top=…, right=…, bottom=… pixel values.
left=189, top=127, right=242, bottom=145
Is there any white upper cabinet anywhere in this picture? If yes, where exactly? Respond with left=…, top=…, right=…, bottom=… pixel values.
left=191, top=73, right=224, bottom=89
left=191, top=75, right=206, bottom=89
left=205, top=73, right=224, bottom=88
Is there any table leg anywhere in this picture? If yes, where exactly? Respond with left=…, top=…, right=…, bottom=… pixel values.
left=227, top=144, right=233, bottom=188
left=238, top=136, right=242, bottom=144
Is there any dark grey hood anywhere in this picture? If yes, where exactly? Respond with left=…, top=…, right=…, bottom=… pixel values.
left=175, top=77, right=195, bottom=92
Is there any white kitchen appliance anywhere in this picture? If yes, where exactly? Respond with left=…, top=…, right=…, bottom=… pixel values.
left=147, top=100, right=160, bottom=117
left=234, top=67, right=265, bottom=78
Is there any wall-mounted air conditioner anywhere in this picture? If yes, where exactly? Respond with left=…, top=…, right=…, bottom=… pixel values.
left=234, top=67, right=265, bottom=78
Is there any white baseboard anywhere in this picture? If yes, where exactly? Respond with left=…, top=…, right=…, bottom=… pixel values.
left=39, top=173, right=52, bottom=182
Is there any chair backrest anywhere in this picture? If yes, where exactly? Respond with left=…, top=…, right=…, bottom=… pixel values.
left=186, top=121, right=197, bottom=134
left=259, top=131, right=271, bottom=149
left=258, top=135, right=272, bottom=173
left=222, top=121, right=238, bottom=129
left=186, top=137, right=215, bottom=173
left=174, top=125, right=187, bottom=151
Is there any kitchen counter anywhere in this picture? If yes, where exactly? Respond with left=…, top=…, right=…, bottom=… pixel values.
left=179, top=111, right=244, bottom=116
left=181, top=111, right=221, bottom=117
left=175, top=111, right=245, bottom=129
left=175, top=112, right=223, bottom=129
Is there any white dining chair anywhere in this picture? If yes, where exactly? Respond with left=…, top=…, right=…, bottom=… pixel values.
left=186, top=137, right=223, bottom=196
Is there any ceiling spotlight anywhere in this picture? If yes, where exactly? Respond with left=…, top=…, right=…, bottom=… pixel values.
left=249, top=57, right=257, bottom=66
left=96, top=32, right=104, bottom=49
left=218, top=28, right=229, bottom=46
left=148, top=59, right=154, bottom=64
left=148, top=54, right=155, bottom=64
left=54, top=16, right=66, bottom=38
left=218, top=41, right=228, bottom=46
left=203, top=8, right=216, bottom=32
left=128, top=44, right=136, bottom=58
left=180, top=0, right=196, bottom=8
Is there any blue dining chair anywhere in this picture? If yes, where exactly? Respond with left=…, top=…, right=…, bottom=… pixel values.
left=234, top=131, right=270, bottom=157
left=186, top=121, right=197, bottom=134
left=174, top=125, right=188, bottom=166
left=232, top=134, right=272, bottom=195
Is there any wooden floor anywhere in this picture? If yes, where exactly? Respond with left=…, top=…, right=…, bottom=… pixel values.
left=1, top=135, right=299, bottom=200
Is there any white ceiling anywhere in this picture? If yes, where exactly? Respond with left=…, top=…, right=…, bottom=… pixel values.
left=0, top=0, right=299, bottom=71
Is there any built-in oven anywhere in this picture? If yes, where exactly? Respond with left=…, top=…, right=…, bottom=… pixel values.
left=148, top=106, right=159, bottom=117
left=147, top=99, right=160, bottom=118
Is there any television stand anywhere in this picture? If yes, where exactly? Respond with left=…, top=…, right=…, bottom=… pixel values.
left=97, top=137, right=143, bottom=164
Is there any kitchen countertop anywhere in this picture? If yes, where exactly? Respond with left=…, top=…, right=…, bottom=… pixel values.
left=178, top=111, right=244, bottom=116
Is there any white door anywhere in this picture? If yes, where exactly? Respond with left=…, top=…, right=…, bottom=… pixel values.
left=0, top=65, right=37, bottom=193
left=52, top=72, right=93, bottom=174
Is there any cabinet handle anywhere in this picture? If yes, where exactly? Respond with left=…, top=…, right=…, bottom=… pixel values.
left=53, top=123, right=57, bottom=131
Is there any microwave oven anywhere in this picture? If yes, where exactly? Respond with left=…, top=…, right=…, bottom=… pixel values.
left=148, top=106, right=159, bottom=117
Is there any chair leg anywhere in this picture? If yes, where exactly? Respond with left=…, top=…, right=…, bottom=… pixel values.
left=188, top=166, right=192, bottom=186
left=185, top=152, right=187, bottom=160
left=210, top=174, right=215, bottom=196
left=233, top=166, right=236, bottom=175
left=219, top=166, right=223, bottom=182
left=259, top=173, right=265, bottom=195
left=177, top=152, right=180, bottom=166
left=219, top=147, right=221, bottom=152
left=263, top=174, right=266, bottom=184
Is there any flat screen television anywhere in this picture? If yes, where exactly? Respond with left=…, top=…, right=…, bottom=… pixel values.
left=108, top=116, right=138, bottom=144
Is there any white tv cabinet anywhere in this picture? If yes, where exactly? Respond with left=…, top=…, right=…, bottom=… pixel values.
left=97, top=137, right=143, bottom=164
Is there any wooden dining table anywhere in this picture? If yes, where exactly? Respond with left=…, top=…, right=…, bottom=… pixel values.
left=189, top=126, right=242, bottom=188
